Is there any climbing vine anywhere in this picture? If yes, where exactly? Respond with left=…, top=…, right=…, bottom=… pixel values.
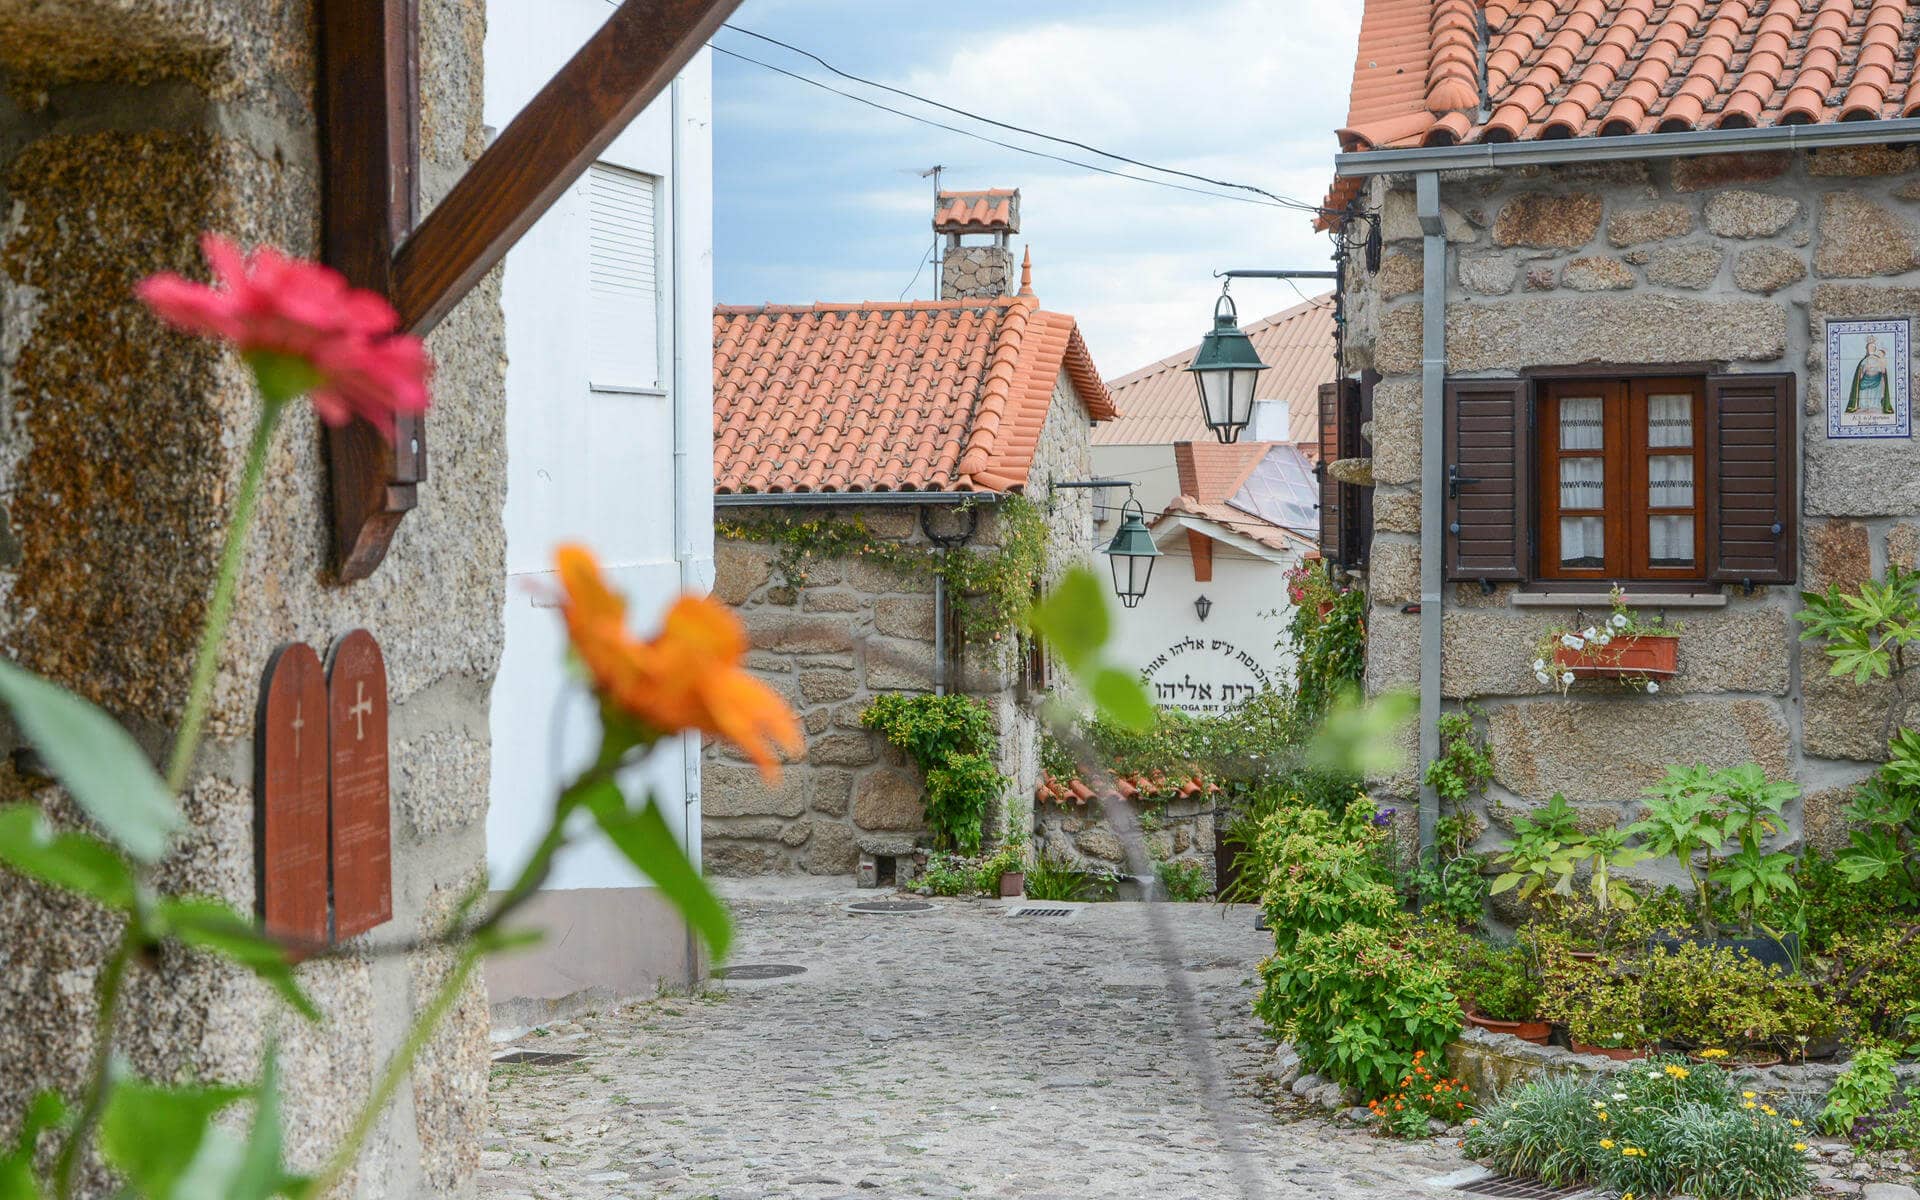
left=716, top=496, right=1049, bottom=651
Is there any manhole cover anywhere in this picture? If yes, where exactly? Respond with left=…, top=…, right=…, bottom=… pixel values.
left=845, top=900, right=935, bottom=915
left=712, top=963, right=806, bottom=980
left=1008, top=906, right=1073, bottom=918
left=492, top=1051, right=584, bottom=1066
left=1455, top=1176, right=1592, bottom=1199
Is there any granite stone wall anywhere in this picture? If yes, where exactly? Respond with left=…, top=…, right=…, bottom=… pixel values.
left=1346, top=148, right=1920, bottom=891
left=1033, top=794, right=1218, bottom=889
left=0, top=2, right=502, bottom=1195
left=705, top=375, right=1100, bottom=876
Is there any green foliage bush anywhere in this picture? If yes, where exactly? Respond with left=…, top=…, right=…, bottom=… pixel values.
left=1023, top=851, right=1111, bottom=902
left=1288, top=568, right=1365, bottom=723
left=860, top=694, right=1007, bottom=855
left=1153, top=859, right=1210, bottom=902
left=1822, top=1044, right=1899, bottom=1136
left=1456, top=940, right=1541, bottom=1022
left=1465, top=1056, right=1813, bottom=1200
left=1639, top=940, right=1832, bottom=1053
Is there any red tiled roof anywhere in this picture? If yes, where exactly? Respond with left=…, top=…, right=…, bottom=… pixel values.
left=1322, top=0, right=1920, bottom=223
left=934, top=188, right=1020, bottom=234
left=712, top=296, right=1115, bottom=496
left=1095, top=294, right=1334, bottom=455
left=1034, top=771, right=1217, bottom=806
left=1158, top=441, right=1321, bottom=555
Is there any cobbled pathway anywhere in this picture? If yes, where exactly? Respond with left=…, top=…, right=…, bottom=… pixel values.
left=480, top=880, right=1471, bottom=1199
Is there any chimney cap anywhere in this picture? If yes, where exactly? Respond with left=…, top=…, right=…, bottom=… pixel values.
left=935, top=187, right=1020, bottom=235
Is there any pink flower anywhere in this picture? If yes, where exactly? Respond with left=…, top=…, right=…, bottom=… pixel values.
left=137, top=234, right=431, bottom=437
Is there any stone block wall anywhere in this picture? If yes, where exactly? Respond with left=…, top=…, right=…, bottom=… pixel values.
left=1032, top=795, right=1217, bottom=888
left=1347, top=147, right=1920, bottom=881
left=941, top=244, right=1012, bottom=301
left=0, top=1, right=502, bottom=1195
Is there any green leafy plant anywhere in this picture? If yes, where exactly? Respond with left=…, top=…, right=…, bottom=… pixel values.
left=1287, top=564, right=1365, bottom=722
left=1629, top=765, right=1729, bottom=931
left=1709, top=763, right=1801, bottom=933
left=1860, top=1084, right=1920, bottom=1151
left=1488, top=795, right=1587, bottom=903
left=1824, top=922, right=1920, bottom=1043
left=1640, top=940, right=1830, bottom=1054
left=1153, top=859, right=1210, bottom=902
left=1369, top=1053, right=1474, bottom=1138
left=1821, top=1044, right=1899, bottom=1136
left=1832, top=729, right=1920, bottom=903
left=1022, top=851, right=1111, bottom=902
left=861, top=694, right=1008, bottom=855
left=1457, top=940, right=1542, bottom=1022
left=1423, top=708, right=1495, bottom=805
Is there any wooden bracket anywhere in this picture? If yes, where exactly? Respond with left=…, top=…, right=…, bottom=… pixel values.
left=319, top=0, right=739, bottom=582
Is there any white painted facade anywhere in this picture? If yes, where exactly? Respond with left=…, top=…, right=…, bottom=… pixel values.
left=482, top=0, right=713, bottom=1002
left=1112, top=519, right=1306, bottom=716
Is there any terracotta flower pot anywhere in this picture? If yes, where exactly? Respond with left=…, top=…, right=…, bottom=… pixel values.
left=1464, top=1009, right=1551, bottom=1045
left=998, top=871, right=1025, bottom=899
left=1554, top=633, right=1679, bottom=681
left=1571, top=1040, right=1649, bottom=1061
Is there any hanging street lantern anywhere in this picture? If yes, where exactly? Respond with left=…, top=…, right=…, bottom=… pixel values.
left=1193, top=594, right=1212, bottom=623
left=1186, top=289, right=1268, bottom=444
left=1104, top=494, right=1160, bottom=609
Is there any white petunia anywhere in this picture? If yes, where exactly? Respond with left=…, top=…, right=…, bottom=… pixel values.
left=1583, top=626, right=1599, bottom=640
left=1562, top=672, right=1575, bottom=685
left=1612, top=613, right=1629, bottom=629
left=1594, top=632, right=1612, bottom=647
left=1536, top=671, right=1552, bottom=684
left=1561, top=634, right=1585, bottom=650
left=1533, top=658, right=1547, bottom=671
left=1645, top=681, right=1659, bottom=694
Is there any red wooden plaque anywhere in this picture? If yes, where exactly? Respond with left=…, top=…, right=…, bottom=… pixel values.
left=328, top=629, right=393, bottom=939
left=256, top=643, right=330, bottom=954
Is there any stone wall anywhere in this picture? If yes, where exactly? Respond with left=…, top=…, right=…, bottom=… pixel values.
left=941, top=243, right=1012, bottom=301
left=0, top=2, right=502, bottom=1195
left=704, top=376, right=1101, bottom=876
left=1347, top=147, right=1920, bottom=884
left=1032, top=794, right=1217, bottom=888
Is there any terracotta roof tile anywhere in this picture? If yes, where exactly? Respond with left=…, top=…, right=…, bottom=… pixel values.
left=1094, top=294, right=1334, bottom=455
left=933, top=188, right=1020, bottom=234
left=1322, top=0, right=1920, bottom=226
left=1034, top=771, right=1218, bottom=806
left=713, top=296, right=1114, bottom=496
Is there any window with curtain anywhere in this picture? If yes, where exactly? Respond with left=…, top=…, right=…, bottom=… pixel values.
left=1536, top=378, right=1706, bottom=582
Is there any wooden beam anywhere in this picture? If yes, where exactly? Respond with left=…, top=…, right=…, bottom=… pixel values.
left=390, top=0, right=742, bottom=336
left=319, top=0, right=425, bottom=582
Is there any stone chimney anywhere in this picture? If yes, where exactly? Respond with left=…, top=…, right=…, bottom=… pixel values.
left=935, top=188, right=1019, bottom=300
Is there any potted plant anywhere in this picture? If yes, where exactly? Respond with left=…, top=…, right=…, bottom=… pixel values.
left=1528, top=588, right=1680, bottom=695
left=1458, top=941, right=1549, bottom=1044
left=1540, top=944, right=1651, bottom=1060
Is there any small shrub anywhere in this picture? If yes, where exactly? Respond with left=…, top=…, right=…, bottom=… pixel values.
left=1822, top=1044, right=1899, bottom=1136
left=1536, top=946, right=1650, bottom=1051
left=915, top=853, right=978, bottom=897
left=1861, top=1084, right=1920, bottom=1151
left=1640, top=940, right=1831, bottom=1053
left=1153, top=859, right=1209, bottom=902
left=1368, top=1051, right=1473, bottom=1138
left=1023, top=851, right=1110, bottom=902
left=1457, top=941, right=1541, bottom=1022
left=1463, top=1073, right=1594, bottom=1186
left=861, top=694, right=1006, bottom=854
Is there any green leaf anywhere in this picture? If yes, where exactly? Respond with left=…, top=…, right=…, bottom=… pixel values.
left=1028, top=568, right=1109, bottom=669
left=0, top=805, right=136, bottom=910
left=99, top=1074, right=248, bottom=1199
left=0, top=659, right=180, bottom=863
left=1087, top=666, right=1153, bottom=732
left=0, top=1092, right=67, bottom=1200
left=1489, top=873, right=1522, bottom=896
left=152, top=899, right=321, bottom=1022
left=581, top=783, right=731, bottom=962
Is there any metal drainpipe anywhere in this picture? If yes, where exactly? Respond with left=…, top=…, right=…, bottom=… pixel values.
left=670, top=73, right=701, bottom=990
left=933, top=569, right=947, bottom=696
left=1416, top=170, right=1446, bottom=857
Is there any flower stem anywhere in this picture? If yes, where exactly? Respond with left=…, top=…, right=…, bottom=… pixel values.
left=165, top=401, right=285, bottom=794
left=301, top=945, right=482, bottom=1200
left=52, top=916, right=138, bottom=1200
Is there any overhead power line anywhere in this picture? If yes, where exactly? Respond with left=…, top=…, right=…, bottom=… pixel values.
left=712, top=31, right=1332, bottom=216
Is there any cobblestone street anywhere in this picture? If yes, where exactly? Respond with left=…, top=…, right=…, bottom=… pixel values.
left=480, top=881, right=1470, bottom=1199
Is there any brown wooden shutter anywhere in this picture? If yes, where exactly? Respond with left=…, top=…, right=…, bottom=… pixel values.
left=1443, top=378, right=1531, bottom=581
left=1317, top=380, right=1344, bottom=564
left=1705, top=372, right=1795, bottom=585
left=1346, top=374, right=1374, bottom=569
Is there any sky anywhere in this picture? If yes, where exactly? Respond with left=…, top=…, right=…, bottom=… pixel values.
left=711, top=0, right=1363, bottom=377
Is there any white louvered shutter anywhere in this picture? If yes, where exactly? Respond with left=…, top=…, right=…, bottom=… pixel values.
left=587, top=163, right=661, bottom=391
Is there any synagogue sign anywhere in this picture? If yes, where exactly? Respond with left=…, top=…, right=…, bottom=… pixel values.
left=1142, top=636, right=1273, bottom=716
left=328, top=629, right=393, bottom=939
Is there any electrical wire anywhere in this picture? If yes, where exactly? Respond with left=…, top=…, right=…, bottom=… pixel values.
left=720, top=24, right=1333, bottom=217
left=712, top=45, right=1311, bottom=214
left=899, top=236, right=938, bottom=300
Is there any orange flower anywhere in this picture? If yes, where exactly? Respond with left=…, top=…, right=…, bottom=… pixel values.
left=555, top=545, right=801, bottom=779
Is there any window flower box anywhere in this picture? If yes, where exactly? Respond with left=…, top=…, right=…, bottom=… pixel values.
left=1553, top=632, right=1679, bottom=681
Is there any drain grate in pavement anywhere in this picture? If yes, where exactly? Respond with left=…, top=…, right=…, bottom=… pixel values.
left=712, top=963, right=806, bottom=980
left=1455, top=1176, right=1592, bottom=1199
left=492, top=1051, right=584, bottom=1066
left=1007, top=906, right=1073, bottom=918
left=845, top=900, right=935, bottom=915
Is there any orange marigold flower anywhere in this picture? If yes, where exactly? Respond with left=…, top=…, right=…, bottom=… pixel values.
left=555, top=545, right=802, bottom=779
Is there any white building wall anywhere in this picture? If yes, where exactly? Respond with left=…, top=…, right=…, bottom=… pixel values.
left=481, top=3, right=713, bottom=1021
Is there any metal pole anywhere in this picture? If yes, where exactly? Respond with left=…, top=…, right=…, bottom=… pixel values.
left=1416, top=171, right=1446, bottom=858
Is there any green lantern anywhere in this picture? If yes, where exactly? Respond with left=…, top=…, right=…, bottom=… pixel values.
left=1186, top=291, right=1268, bottom=444
left=1104, top=495, right=1160, bottom=609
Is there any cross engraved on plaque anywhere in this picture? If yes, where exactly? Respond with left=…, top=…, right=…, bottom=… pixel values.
left=255, top=643, right=330, bottom=955
left=328, top=629, right=393, bottom=939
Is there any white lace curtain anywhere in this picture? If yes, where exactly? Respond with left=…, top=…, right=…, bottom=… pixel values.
left=1560, top=516, right=1605, bottom=567
left=1559, top=396, right=1604, bottom=450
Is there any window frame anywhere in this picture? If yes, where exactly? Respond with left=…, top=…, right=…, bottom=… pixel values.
left=1534, top=375, right=1707, bottom=585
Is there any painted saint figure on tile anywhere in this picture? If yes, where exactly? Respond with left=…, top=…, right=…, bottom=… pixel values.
left=1826, top=318, right=1911, bottom=440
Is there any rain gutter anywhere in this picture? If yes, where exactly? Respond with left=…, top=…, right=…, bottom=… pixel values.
left=714, top=491, right=1004, bottom=507
left=1416, top=171, right=1445, bottom=858
left=1333, top=116, right=1920, bottom=178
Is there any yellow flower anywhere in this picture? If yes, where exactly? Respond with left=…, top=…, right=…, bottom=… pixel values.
left=1790, top=1119, right=1804, bottom=1128
left=1743, top=1101, right=1758, bottom=1110
left=1621, top=1146, right=1645, bottom=1158
left=1762, top=1105, right=1777, bottom=1116
left=1599, top=1139, right=1616, bottom=1150
left=1623, top=1193, right=1635, bottom=1200
left=1596, top=1112, right=1609, bottom=1122
left=1698, top=1048, right=1730, bottom=1060
left=1664, top=1064, right=1690, bottom=1079
left=1742, top=1090, right=1756, bottom=1099
left=1793, top=1142, right=1809, bottom=1152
